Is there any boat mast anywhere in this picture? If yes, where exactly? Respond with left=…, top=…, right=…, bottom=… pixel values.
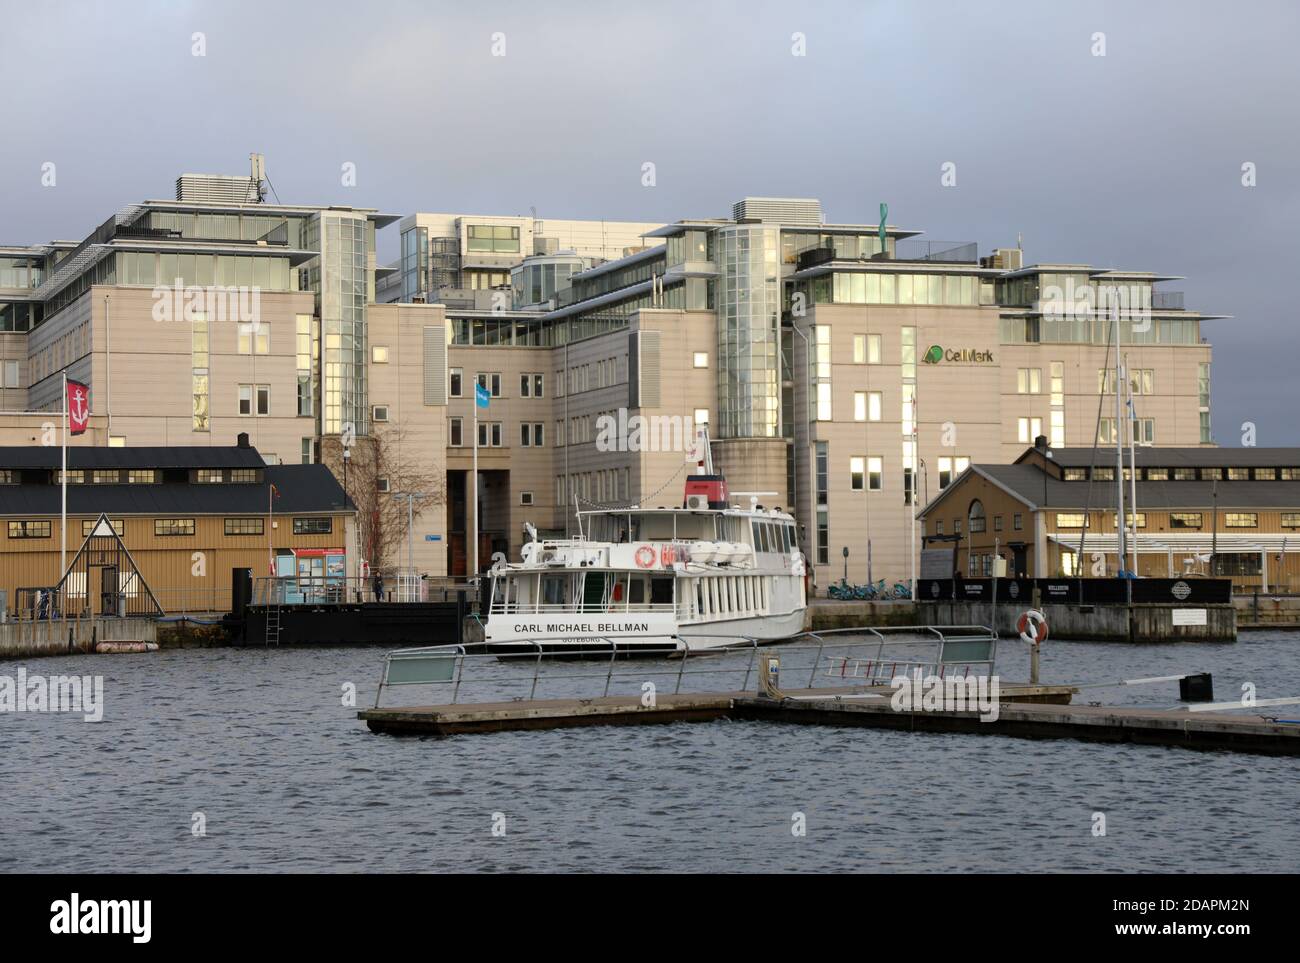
left=1126, top=352, right=1139, bottom=576
left=1112, top=300, right=1127, bottom=575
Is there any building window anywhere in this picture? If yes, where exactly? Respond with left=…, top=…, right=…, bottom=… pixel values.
left=1017, top=417, right=1043, bottom=444
left=238, top=322, right=270, bottom=355
left=477, top=372, right=502, bottom=397
left=520, top=423, right=544, bottom=447
left=92, top=470, right=121, bottom=484
left=937, top=456, right=969, bottom=489
left=372, top=345, right=389, bottom=363
left=520, top=373, right=544, bottom=397
left=813, top=326, right=832, bottom=421
left=850, top=456, right=865, bottom=491
left=1170, top=512, right=1203, bottom=529
left=1055, top=513, right=1086, bottom=529
left=82, top=518, right=124, bottom=536
left=449, top=368, right=463, bottom=397
left=694, top=409, right=710, bottom=428
left=239, top=384, right=269, bottom=416
left=520, top=491, right=534, bottom=506
left=128, top=470, right=156, bottom=484
left=155, top=518, right=195, bottom=537
left=1114, top=512, right=1147, bottom=529
left=815, top=441, right=829, bottom=565
left=1013, top=514, right=1023, bottom=531
left=450, top=417, right=463, bottom=447
left=466, top=224, right=520, bottom=254
left=478, top=422, right=503, bottom=447
left=224, top=518, right=265, bottom=536
left=58, top=470, right=85, bottom=484
left=301, top=439, right=313, bottom=464
left=196, top=469, right=223, bottom=484
left=1017, top=368, right=1041, bottom=394
left=377, top=478, right=390, bottom=493
left=693, top=352, right=709, bottom=368
left=866, top=456, right=882, bottom=491
left=1224, top=513, right=1258, bottom=528
left=853, top=391, right=882, bottom=423
left=968, top=500, right=987, bottom=533
left=1281, top=513, right=1300, bottom=529
left=293, top=517, right=332, bottom=535
left=372, top=405, right=389, bottom=423
left=852, top=333, right=881, bottom=364
left=9, top=520, right=51, bottom=539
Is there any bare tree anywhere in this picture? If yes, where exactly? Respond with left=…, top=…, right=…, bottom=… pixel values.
left=320, top=424, right=444, bottom=573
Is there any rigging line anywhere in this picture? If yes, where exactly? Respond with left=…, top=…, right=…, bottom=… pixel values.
left=1078, top=315, right=1117, bottom=567
left=575, top=461, right=689, bottom=511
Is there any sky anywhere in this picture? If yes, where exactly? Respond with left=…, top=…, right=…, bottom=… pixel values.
left=1, top=0, right=1296, bottom=444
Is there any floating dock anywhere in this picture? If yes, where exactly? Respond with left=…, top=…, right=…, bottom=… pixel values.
left=359, top=685, right=1300, bottom=756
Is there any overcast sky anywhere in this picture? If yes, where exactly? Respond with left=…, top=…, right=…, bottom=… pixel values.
left=2, top=0, right=1296, bottom=443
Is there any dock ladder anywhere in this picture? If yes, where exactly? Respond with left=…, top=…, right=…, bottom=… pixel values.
left=264, top=589, right=282, bottom=646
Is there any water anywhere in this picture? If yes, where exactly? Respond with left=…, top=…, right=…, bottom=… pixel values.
left=2, top=633, right=1298, bottom=872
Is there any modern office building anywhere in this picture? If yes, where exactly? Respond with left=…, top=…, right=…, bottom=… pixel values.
left=392, top=211, right=663, bottom=306
left=2, top=178, right=1224, bottom=588
left=918, top=442, right=1300, bottom=591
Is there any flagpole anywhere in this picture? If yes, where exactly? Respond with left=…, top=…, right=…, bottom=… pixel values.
left=471, top=388, right=479, bottom=581
left=61, top=372, right=68, bottom=581
left=1126, top=354, right=1138, bottom=576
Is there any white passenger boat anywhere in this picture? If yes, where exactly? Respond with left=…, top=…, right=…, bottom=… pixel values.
left=482, top=435, right=808, bottom=655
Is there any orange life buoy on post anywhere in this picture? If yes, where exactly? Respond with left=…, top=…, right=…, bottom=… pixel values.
left=635, top=545, right=657, bottom=569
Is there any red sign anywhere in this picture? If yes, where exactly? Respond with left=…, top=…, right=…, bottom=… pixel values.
left=67, top=379, right=90, bottom=436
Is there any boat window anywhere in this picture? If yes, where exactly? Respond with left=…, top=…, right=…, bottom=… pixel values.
left=781, top=525, right=792, bottom=552
left=541, top=574, right=567, bottom=606
left=628, top=577, right=646, bottom=606
left=650, top=576, right=674, bottom=606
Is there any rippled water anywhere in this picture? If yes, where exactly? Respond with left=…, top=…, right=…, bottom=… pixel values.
left=2, top=633, right=1298, bottom=872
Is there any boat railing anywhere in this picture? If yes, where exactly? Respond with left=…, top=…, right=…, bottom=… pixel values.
left=487, top=601, right=678, bottom=615
left=803, top=625, right=999, bottom=688
left=372, top=625, right=1000, bottom=707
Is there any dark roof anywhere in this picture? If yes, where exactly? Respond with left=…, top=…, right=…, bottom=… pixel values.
left=0, top=464, right=347, bottom=516
left=1020, top=446, right=1300, bottom=469
left=0, top=446, right=265, bottom=471
left=929, top=463, right=1300, bottom=514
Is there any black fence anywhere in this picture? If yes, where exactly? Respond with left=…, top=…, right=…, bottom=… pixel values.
left=918, top=577, right=1232, bottom=606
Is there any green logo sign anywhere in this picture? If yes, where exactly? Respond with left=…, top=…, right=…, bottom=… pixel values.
left=922, top=344, right=994, bottom=364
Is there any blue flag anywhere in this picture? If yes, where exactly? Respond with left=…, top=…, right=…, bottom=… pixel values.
left=475, top=382, right=491, bottom=409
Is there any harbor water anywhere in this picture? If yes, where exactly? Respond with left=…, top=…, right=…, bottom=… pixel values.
left=2, top=633, right=1298, bottom=873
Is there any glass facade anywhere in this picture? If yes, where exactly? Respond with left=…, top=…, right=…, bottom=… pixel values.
left=312, top=213, right=370, bottom=436
left=716, top=225, right=780, bottom=438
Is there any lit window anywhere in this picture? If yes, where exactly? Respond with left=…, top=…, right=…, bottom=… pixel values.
left=693, top=352, right=709, bottom=368
left=372, top=345, right=389, bottom=363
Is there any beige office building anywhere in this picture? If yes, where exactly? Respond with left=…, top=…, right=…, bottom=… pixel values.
left=2, top=185, right=1221, bottom=591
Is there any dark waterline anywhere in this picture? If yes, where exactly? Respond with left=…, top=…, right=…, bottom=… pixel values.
left=2, top=633, right=1298, bottom=873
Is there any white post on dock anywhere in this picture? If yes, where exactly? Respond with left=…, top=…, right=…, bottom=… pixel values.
left=60, top=371, right=68, bottom=582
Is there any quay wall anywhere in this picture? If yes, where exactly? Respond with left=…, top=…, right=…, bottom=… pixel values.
left=0, top=618, right=158, bottom=660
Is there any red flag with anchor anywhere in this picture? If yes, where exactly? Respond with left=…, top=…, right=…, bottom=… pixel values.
left=66, top=379, right=90, bottom=435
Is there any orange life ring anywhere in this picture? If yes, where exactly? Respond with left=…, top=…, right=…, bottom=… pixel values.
left=635, top=545, right=657, bottom=568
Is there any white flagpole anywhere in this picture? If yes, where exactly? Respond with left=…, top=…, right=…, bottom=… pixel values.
left=1126, top=354, right=1139, bottom=577
left=61, top=372, right=68, bottom=581
left=471, top=389, right=479, bottom=580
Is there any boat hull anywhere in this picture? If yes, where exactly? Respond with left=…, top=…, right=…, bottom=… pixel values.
left=482, top=607, right=806, bottom=656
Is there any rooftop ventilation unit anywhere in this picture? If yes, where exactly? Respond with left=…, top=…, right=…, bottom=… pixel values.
left=731, top=197, right=823, bottom=226
left=175, top=154, right=267, bottom=204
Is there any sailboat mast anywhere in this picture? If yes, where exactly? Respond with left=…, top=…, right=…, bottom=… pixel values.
left=1113, top=303, right=1127, bottom=574
left=1126, top=354, right=1139, bottom=576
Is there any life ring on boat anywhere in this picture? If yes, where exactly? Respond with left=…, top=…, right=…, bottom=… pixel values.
left=635, top=545, right=657, bottom=568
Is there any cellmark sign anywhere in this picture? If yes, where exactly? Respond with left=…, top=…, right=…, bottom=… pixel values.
left=923, top=344, right=994, bottom=364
